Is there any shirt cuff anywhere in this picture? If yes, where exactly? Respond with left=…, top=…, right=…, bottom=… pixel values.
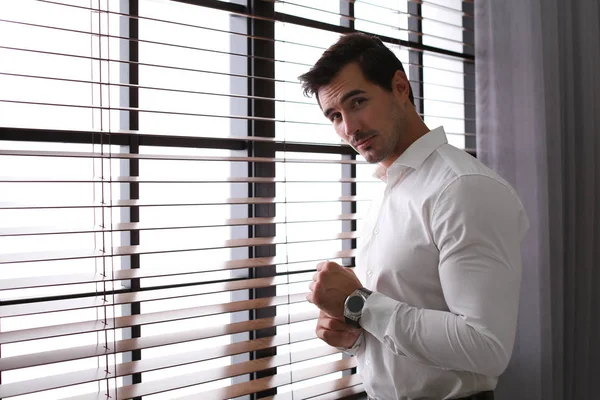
left=336, top=331, right=364, bottom=356
left=361, top=291, right=403, bottom=346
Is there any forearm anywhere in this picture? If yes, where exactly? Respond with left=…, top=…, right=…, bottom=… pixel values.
left=361, top=292, right=511, bottom=376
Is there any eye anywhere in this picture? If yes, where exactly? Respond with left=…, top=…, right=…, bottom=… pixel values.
left=330, top=112, right=342, bottom=122
left=352, top=97, right=366, bottom=107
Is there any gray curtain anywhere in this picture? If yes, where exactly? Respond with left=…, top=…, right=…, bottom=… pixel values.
left=475, top=1, right=600, bottom=399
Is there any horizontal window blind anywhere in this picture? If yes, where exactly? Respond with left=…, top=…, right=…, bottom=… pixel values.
left=0, top=0, right=474, bottom=399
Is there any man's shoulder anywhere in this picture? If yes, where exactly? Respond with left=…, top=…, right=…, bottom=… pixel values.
left=425, top=144, right=526, bottom=219
left=430, top=143, right=511, bottom=189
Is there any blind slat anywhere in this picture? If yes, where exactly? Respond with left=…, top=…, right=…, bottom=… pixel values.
left=1, top=314, right=322, bottom=398
left=340, top=0, right=472, bottom=16
left=116, top=345, right=343, bottom=399
left=28, top=0, right=474, bottom=60
left=0, top=148, right=368, bottom=164
left=0, top=63, right=473, bottom=98
left=0, top=369, right=109, bottom=399
left=0, top=293, right=309, bottom=345
left=0, top=196, right=369, bottom=210
left=0, top=249, right=356, bottom=290
left=266, top=374, right=363, bottom=400
left=0, top=214, right=359, bottom=237
left=0, top=176, right=365, bottom=183
left=0, top=274, right=322, bottom=318
left=0, top=231, right=359, bottom=264
left=0, top=317, right=318, bottom=372
left=0, top=126, right=475, bottom=148
left=173, top=358, right=357, bottom=400
left=274, top=0, right=473, bottom=46
left=0, top=97, right=476, bottom=123
left=2, top=14, right=471, bottom=73
left=0, top=0, right=474, bottom=397
left=0, top=336, right=337, bottom=398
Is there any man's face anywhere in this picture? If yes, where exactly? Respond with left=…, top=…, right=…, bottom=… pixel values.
left=317, top=63, right=409, bottom=165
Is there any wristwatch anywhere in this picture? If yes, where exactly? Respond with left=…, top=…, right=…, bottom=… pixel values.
left=344, top=288, right=372, bottom=328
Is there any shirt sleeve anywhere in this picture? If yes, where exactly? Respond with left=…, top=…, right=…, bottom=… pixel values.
left=359, top=175, right=529, bottom=376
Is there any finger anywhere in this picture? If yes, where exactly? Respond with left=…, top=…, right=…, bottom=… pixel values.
left=316, top=261, right=328, bottom=272
left=320, top=309, right=344, bottom=322
left=317, top=326, right=338, bottom=340
left=322, top=317, right=347, bottom=331
left=308, top=281, right=315, bottom=292
left=315, top=325, right=327, bottom=340
left=312, top=272, right=319, bottom=281
left=319, top=328, right=350, bottom=345
left=306, top=292, right=314, bottom=304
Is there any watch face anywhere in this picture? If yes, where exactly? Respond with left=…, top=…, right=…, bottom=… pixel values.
left=347, top=296, right=364, bottom=313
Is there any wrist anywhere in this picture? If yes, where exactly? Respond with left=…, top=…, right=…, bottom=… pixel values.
left=343, top=288, right=372, bottom=328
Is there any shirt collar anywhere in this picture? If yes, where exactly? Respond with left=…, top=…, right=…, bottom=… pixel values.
left=373, top=126, right=448, bottom=182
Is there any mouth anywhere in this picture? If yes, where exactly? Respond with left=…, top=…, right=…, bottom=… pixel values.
left=355, top=135, right=375, bottom=150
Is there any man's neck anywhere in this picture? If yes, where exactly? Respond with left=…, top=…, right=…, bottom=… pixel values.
left=380, top=118, right=430, bottom=169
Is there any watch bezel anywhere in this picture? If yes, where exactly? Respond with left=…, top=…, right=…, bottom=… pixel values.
left=344, top=288, right=372, bottom=328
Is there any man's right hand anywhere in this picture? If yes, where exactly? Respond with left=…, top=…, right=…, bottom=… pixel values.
left=316, top=310, right=363, bottom=349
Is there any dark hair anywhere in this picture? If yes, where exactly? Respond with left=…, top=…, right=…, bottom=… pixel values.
left=298, top=32, right=414, bottom=106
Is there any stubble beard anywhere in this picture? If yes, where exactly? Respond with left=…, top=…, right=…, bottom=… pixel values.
left=362, top=113, right=406, bottom=164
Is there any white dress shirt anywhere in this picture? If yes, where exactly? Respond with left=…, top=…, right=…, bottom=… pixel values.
left=347, top=127, right=529, bottom=400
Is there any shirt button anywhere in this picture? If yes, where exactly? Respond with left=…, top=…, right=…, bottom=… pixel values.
left=365, top=358, right=371, bottom=366
left=367, top=270, right=373, bottom=277
left=373, top=227, right=379, bottom=235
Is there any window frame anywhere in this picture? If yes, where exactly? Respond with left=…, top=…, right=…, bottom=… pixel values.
left=0, top=0, right=475, bottom=398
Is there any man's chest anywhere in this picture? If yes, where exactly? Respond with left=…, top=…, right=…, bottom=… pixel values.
left=356, top=186, right=447, bottom=309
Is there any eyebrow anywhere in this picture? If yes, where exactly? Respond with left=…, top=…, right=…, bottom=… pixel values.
left=323, top=89, right=367, bottom=118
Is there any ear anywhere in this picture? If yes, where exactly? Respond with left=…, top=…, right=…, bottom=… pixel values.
left=391, top=70, right=411, bottom=103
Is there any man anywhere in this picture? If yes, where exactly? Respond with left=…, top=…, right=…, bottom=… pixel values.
left=301, top=33, right=528, bottom=400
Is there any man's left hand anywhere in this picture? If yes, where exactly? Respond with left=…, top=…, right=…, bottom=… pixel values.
left=306, top=261, right=363, bottom=318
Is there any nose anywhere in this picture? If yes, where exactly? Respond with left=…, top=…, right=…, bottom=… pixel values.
left=341, top=113, right=360, bottom=139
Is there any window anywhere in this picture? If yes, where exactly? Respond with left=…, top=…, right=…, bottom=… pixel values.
left=0, top=0, right=474, bottom=398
